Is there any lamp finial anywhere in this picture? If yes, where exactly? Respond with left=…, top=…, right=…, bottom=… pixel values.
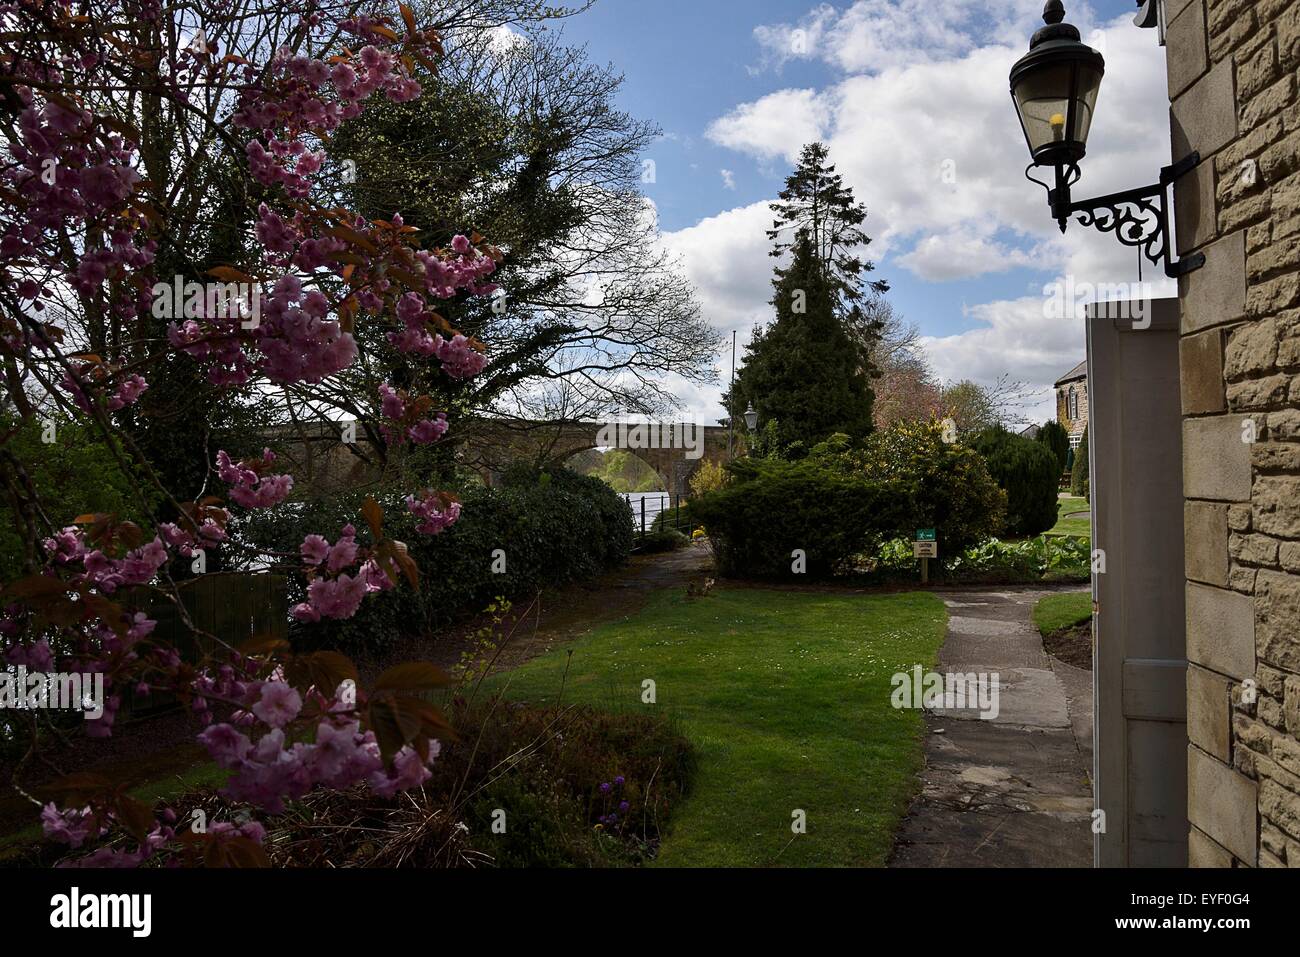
left=1044, top=1, right=1065, bottom=24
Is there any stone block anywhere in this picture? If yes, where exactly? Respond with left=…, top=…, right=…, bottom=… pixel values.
left=1183, top=415, right=1252, bottom=500
left=1189, top=745, right=1258, bottom=863
left=1179, top=231, right=1246, bottom=332
left=1187, top=582, right=1256, bottom=678
left=1172, top=59, right=1237, bottom=159
left=1189, top=664, right=1232, bottom=760
left=1186, top=500, right=1230, bottom=585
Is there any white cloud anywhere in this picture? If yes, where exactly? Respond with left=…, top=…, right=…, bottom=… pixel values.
left=752, top=0, right=1057, bottom=74
left=705, top=88, right=829, bottom=161
left=661, top=200, right=774, bottom=343
left=896, top=225, right=1041, bottom=281
left=720, top=169, right=736, bottom=190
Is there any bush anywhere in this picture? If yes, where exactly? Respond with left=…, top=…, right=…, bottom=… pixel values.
left=1071, top=426, right=1090, bottom=500
left=969, top=427, right=1060, bottom=538
left=945, top=534, right=1091, bottom=584
left=1036, top=420, right=1070, bottom=473
left=688, top=459, right=728, bottom=498
left=689, top=456, right=894, bottom=577
left=170, top=701, right=695, bottom=868
left=690, top=422, right=1006, bottom=578
left=238, top=465, right=633, bottom=654
left=851, top=423, right=1007, bottom=558
left=639, top=528, right=689, bottom=553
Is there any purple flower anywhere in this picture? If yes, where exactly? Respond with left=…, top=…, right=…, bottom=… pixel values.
left=614, top=775, right=625, bottom=786
left=599, top=782, right=611, bottom=793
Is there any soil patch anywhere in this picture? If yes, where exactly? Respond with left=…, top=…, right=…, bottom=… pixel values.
left=1043, top=620, right=1092, bottom=670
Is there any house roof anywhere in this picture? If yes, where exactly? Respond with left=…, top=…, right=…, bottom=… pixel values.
left=1054, top=360, right=1087, bottom=387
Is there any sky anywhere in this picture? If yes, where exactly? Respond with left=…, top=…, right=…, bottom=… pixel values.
left=548, top=0, right=1175, bottom=425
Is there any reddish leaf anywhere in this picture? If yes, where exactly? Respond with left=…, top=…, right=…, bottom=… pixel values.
left=361, top=497, right=384, bottom=541
left=115, top=794, right=154, bottom=844
left=207, top=265, right=257, bottom=283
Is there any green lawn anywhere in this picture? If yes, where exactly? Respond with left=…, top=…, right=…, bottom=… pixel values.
left=1047, top=495, right=1090, bottom=538
left=482, top=586, right=947, bottom=867
left=1032, top=591, right=1093, bottom=637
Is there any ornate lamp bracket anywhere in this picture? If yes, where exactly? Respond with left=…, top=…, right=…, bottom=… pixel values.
left=1028, top=151, right=1206, bottom=280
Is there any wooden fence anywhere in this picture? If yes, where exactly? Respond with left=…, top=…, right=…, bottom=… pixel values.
left=124, top=573, right=288, bottom=719
left=146, top=572, right=289, bottom=660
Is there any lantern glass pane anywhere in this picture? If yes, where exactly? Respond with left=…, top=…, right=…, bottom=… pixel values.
left=1013, top=61, right=1074, bottom=153
left=1070, top=64, right=1102, bottom=147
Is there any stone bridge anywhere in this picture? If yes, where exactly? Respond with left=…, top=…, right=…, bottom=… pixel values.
left=269, top=417, right=732, bottom=498
left=457, top=418, right=731, bottom=496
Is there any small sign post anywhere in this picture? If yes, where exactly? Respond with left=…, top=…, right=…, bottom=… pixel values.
left=913, top=529, right=938, bottom=583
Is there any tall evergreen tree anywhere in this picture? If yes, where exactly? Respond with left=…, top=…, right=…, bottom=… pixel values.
left=729, top=233, right=877, bottom=456
left=728, top=143, right=887, bottom=454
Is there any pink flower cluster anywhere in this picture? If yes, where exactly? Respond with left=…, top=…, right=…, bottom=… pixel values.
left=41, top=804, right=97, bottom=849
left=232, top=42, right=421, bottom=196
left=377, top=382, right=449, bottom=446
left=406, top=491, right=462, bottom=536
left=199, top=680, right=440, bottom=813
left=158, top=513, right=229, bottom=558
left=216, top=449, right=294, bottom=509
left=291, top=524, right=393, bottom=622
left=59, top=366, right=149, bottom=414
left=43, top=527, right=169, bottom=594
left=388, top=290, right=492, bottom=380
left=170, top=274, right=357, bottom=386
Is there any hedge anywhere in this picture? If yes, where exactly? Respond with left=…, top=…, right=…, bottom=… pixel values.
left=690, top=423, right=1006, bottom=578
left=968, top=426, right=1060, bottom=538
left=237, top=466, right=633, bottom=654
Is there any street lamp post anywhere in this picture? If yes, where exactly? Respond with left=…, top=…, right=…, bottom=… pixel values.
left=743, top=402, right=758, bottom=432
left=1009, top=0, right=1204, bottom=279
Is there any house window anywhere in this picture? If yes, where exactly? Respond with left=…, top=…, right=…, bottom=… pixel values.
left=1068, top=386, right=1078, bottom=421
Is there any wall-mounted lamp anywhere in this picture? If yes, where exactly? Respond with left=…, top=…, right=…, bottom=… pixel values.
left=1009, top=0, right=1203, bottom=278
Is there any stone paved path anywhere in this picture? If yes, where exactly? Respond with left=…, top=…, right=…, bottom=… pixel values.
left=889, top=587, right=1094, bottom=867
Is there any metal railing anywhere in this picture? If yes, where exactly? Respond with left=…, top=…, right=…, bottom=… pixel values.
left=626, top=493, right=695, bottom=548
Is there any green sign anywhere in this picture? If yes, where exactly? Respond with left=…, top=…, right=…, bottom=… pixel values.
left=916, top=528, right=936, bottom=542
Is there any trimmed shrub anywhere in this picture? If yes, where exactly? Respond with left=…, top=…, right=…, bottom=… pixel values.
left=690, top=456, right=903, bottom=577
left=690, top=422, right=1006, bottom=578
left=969, top=427, right=1060, bottom=538
left=238, top=465, right=633, bottom=654
left=1071, top=426, right=1090, bottom=500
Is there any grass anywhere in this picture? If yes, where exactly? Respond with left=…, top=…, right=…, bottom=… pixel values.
left=1032, top=591, right=1093, bottom=637
left=482, top=586, right=947, bottom=867
left=1047, top=495, right=1090, bottom=538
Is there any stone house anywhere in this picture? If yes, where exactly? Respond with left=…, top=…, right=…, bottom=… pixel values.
left=1054, top=360, right=1089, bottom=447
left=1164, top=0, right=1300, bottom=868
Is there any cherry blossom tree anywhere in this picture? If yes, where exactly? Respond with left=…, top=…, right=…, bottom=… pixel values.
left=0, top=0, right=560, bottom=866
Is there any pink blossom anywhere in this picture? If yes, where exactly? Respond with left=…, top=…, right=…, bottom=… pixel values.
left=251, top=681, right=302, bottom=728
